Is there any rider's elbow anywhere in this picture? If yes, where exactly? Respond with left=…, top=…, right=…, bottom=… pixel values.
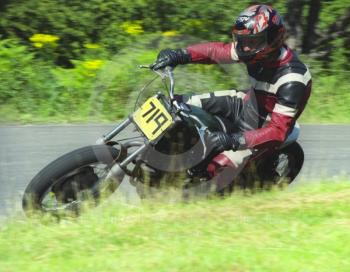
left=272, top=125, right=289, bottom=146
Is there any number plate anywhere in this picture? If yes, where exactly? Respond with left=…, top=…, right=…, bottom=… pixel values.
left=133, top=97, right=173, bottom=141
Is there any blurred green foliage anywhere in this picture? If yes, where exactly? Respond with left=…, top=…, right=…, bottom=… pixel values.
left=0, top=0, right=349, bottom=123
left=0, top=0, right=254, bottom=65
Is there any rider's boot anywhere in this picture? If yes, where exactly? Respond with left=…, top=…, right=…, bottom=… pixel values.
left=206, top=153, right=239, bottom=193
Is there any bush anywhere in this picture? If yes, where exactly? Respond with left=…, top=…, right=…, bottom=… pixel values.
left=0, top=0, right=270, bottom=66
left=0, top=39, right=54, bottom=113
left=0, top=34, right=251, bottom=122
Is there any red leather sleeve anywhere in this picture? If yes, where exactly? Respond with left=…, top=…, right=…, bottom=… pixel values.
left=243, top=80, right=312, bottom=150
left=187, top=42, right=235, bottom=64
left=243, top=112, right=295, bottom=149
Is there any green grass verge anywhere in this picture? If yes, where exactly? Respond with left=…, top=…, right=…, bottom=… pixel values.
left=1, top=182, right=350, bottom=272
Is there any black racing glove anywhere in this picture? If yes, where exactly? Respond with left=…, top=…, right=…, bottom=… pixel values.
left=206, top=131, right=246, bottom=154
left=150, top=48, right=191, bottom=70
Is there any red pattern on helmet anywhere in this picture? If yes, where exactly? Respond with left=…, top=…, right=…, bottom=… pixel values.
left=253, top=12, right=269, bottom=33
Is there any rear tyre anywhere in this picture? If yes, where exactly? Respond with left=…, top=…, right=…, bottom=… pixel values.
left=257, top=142, right=304, bottom=186
left=22, top=145, right=121, bottom=216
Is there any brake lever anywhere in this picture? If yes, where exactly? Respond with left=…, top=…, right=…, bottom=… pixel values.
left=138, top=65, right=151, bottom=69
left=139, top=64, right=172, bottom=77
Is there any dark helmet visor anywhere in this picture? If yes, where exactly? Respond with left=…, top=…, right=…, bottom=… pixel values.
left=233, top=31, right=268, bottom=56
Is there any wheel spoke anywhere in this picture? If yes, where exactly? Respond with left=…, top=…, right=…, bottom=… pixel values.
left=39, top=162, right=111, bottom=213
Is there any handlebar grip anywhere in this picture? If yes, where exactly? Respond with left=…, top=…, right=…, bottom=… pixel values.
left=138, top=65, right=152, bottom=69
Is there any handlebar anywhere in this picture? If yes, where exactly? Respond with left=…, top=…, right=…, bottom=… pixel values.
left=139, top=64, right=176, bottom=105
left=138, top=65, right=191, bottom=114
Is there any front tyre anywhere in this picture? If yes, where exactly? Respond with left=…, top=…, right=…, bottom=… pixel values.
left=23, top=145, right=121, bottom=216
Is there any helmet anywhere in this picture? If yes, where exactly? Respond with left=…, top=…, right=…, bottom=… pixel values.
left=232, top=5, right=286, bottom=64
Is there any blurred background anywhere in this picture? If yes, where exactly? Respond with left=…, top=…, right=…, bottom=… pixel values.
left=0, top=0, right=349, bottom=123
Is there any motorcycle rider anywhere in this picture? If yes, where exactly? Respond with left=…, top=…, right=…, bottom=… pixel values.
left=151, top=5, right=312, bottom=183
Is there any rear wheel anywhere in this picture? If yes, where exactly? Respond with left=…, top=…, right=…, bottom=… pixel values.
left=22, top=145, right=122, bottom=216
left=227, top=142, right=304, bottom=192
left=257, top=142, right=304, bottom=186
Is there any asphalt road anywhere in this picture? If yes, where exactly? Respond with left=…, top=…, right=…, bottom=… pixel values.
left=1, top=124, right=349, bottom=220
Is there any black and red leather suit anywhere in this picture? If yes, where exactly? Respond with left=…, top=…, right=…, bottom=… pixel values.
left=185, top=42, right=311, bottom=146
left=178, top=42, right=312, bottom=171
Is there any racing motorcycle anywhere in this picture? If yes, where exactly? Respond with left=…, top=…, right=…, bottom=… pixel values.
left=22, top=66, right=304, bottom=215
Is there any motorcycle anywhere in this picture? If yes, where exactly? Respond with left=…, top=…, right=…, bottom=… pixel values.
left=22, top=66, right=304, bottom=215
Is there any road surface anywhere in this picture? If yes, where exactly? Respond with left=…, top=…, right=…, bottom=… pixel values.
left=1, top=124, right=349, bottom=220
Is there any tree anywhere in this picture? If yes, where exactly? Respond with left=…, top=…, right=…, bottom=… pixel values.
left=302, top=0, right=321, bottom=54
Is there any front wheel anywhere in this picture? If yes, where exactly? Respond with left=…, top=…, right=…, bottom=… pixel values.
left=23, top=145, right=122, bottom=216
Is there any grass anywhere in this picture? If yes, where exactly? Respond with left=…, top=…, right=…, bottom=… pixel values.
left=1, top=181, right=350, bottom=271
left=299, top=76, right=350, bottom=124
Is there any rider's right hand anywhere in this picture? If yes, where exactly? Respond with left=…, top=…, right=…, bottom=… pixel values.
left=206, top=131, right=246, bottom=154
left=150, top=48, right=191, bottom=70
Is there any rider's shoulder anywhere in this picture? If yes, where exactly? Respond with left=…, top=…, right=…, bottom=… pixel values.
left=281, top=46, right=311, bottom=72
left=272, top=46, right=311, bottom=83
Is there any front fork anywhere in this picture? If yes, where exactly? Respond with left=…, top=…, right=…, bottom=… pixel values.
left=96, top=117, right=133, bottom=144
left=96, top=117, right=148, bottom=183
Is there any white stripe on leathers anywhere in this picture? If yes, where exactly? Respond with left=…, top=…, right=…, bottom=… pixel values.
left=273, top=103, right=297, bottom=117
left=249, top=69, right=312, bottom=94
